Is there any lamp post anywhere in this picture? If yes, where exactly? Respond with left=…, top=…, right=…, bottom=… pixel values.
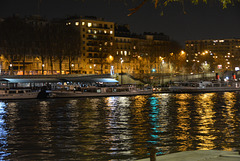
left=120, top=58, right=124, bottom=85
left=71, top=63, right=74, bottom=74
left=161, top=60, right=165, bottom=85
left=42, top=64, right=45, bottom=75
left=158, top=56, right=164, bottom=85
left=9, top=63, right=13, bottom=75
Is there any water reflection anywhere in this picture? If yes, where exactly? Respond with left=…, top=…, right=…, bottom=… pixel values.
left=0, top=92, right=240, bottom=160
left=195, top=93, right=217, bottom=150
left=175, top=94, right=192, bottom=151
left=0, top=102, right=9, bottom=160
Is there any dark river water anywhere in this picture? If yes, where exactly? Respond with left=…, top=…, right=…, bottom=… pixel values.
left=1, top=92, right=240, bottom=160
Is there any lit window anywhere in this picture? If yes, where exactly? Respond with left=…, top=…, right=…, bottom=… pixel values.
left=82, top=22, right=85, bottom=26
left=116, top=51, right=119, bottom=55
left=110, top=31, right=113, bottom=34
left=88, top=29, right=91, bottom=33
left=124, top=51, right=127, bottom=56
left=90, top=65, right=92, bottom=69
left=121, top=51, right=123, bottom=55
left=110, top=42, right=113, bottom=46
left=94, top=30, right=97, bottom=34
left=87, top=22, right=92, bottom=27
left=104, top=42, right=107, bottom=46
left=104, top=30, right=107, bottom=34
left=75, top=22, right=79, bottom=26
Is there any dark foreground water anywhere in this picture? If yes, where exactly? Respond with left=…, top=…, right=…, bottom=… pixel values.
left=1, top=92, right=240, bottom=160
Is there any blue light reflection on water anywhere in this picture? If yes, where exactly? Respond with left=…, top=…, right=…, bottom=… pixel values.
left=0, top=92, right=240, bottom=160
left=0, top=102, right=11, bottom=159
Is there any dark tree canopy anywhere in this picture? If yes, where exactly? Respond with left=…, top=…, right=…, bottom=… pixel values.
left=128, top=0, right=240, bottom=16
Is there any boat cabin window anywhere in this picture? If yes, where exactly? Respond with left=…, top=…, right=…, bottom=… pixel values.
left=18, top=90, right=24, bottom=93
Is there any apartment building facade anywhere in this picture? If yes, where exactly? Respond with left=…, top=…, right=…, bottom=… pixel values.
left=185, top=39, right=240, bottom=72
left=0, top=16, right=173, bottom=76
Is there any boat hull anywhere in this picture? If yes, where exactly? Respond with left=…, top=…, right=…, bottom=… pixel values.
left=0, top=92, right=39, bottom=100
left=51, top=90, right=153, bottom=98
left=169, top=86, right=240, bottom=93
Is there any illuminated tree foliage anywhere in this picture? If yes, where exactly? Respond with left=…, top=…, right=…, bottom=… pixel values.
left=128, top=0, right=239, bottom=16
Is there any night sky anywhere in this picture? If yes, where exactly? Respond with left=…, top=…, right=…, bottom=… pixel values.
left=1, top=0, right=240, bottom=47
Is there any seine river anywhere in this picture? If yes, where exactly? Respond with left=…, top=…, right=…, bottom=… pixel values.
left=1, top=92, right=240, bottom=160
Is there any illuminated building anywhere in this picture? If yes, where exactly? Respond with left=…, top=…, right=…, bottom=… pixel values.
left=185, top=39, right=240, bottom=71
left=0, top=16, right=173, bottom=76
left=66, top=16, right=115, bottom=74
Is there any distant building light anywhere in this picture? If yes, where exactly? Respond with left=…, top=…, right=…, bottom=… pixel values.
left=66, top=22, right=71, bottom=26
left=82, top=21, right=85, bottom=26
left=235, top=67, right=240, bottom=71
left=75, top=22, right=79, bottom=26
left=87, top=22, right=92, bottom=27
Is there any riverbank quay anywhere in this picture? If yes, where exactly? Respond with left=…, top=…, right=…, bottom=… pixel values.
left=137, top=150, right=240, bottom=161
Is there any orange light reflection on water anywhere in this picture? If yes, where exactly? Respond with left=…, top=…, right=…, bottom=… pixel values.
left=221, top=92, right=237, bottom=151
left=175, top=94, right=192, bottom=151
left=195, top=93, right=216, bottom=150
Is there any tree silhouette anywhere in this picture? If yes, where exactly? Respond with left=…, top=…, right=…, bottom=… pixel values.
left=128, top=0, right=239, bottom=16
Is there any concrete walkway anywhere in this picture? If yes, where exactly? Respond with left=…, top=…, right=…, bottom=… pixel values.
left=137, top=150, right=240, bottom=161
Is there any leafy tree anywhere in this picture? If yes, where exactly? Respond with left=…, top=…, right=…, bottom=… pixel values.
left=0, top=16, right=33, bottom=75
left=128, top=0, right=239, bottom=16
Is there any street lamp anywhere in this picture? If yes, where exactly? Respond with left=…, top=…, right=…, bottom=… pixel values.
left=158, top=56, right=164, bottom=85
left=120, top=58, right=124, bottom=85
left=9, top=63, right=13, bottom=75
left=71, top=63, right=74, bottom=74
left=42, top=64, right=45, bottom=75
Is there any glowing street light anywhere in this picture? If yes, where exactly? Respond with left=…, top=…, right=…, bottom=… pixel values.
left=120, top=58, right=124, bottom=84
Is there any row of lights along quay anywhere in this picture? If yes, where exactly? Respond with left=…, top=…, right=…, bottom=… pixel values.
left=0, top=15, right=240, bottom=85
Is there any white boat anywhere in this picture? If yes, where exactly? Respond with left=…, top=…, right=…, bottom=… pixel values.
left=50, top=86, right=153, bottom=98
left=0, top=88, right=40, bottom=100
left=169, top=81, right=240, bottom=93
